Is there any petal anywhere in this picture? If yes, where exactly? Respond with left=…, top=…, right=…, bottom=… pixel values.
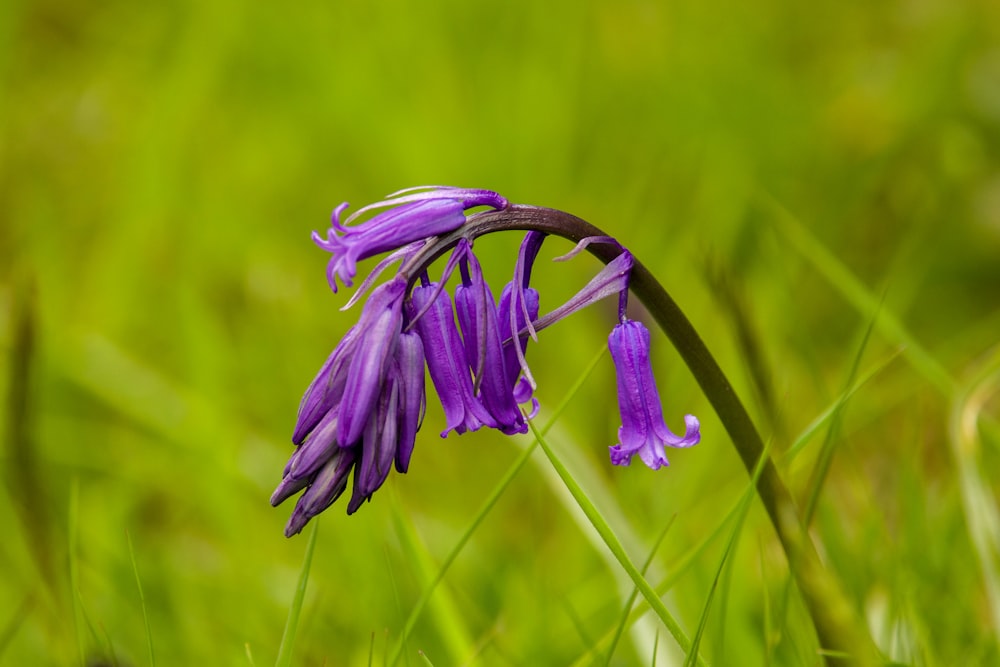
left=455, top=251, right=527, bottom=435
left=314, top=187, right=508, bottom=293
left=283, top=447, right=357, bottom=536
left=394, top=331, right=426, bottom=473
left=527, top=251, right=634, bottom=335
left=337, top=278, right=406, bottom=446
left=498, top=282, right=540, bottom=400
left=292, top=325, right=360, bottom=444
left=286, top=407, right=340, bottom=482
left=608, top=319, right=699, bottom=470
left=410, top=283, right=496, bottom=435
left=349, top=375, right=400, bottom=512
left=318, top=199, right=467, bottom=292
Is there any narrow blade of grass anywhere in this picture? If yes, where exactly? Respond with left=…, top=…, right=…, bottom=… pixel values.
left=388, top=345, right=607, bottom=667
left=759, top=540, right=774, bottom=667
left=570, top=480, right=752, bottom=667
left=527, top=418, right=703, bottom=666
left=781, top=348, right=903, bottom=466
left=603, top=515, right=677, bottom=666
left=275, top=519, right=319, bottom=667
left=684, top=438, right=773, bottom=667
left=759, top=192, right=956, bottom=396
left=126, top=531, right=155, bottom=667
left=390, top=506, right=474, bottom=665
left=803, top=304, right=880, bottom=525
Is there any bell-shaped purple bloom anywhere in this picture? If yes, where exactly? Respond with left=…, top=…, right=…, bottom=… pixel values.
left=454, top=246, right=527, bottom=435
left=348, top=371, right=400, bottom=514
left=498, top=231, right=545, bottom=405
left=275, top=186, right=703, bottom=537
left=337, top=277, right=407, bottom=446
left=313, top=187, right=507, bottom=292
left=291, top=326, right=359, bottom=444
left=393, top=330, right=425, bottom=473
left=282, top=447, right=357, bottom=537
left=608, top=319, right=700, bottom=470
left=410, top=282, right=496, bottom=436
left=497, top=283, right=540, bottom=405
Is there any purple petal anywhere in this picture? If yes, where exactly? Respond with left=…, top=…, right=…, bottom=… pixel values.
left=337, top=278, right=407, bottom=446
left=410, top=283, right=496, bottom=436
left=455, top=250, right=527, bottom=435
left=527, top=251, right=634, bottom=335
left=318, top=199, right=467, bottom=292
left=315, top=187, right=508, bottom=293
left=283, top=447, right=357, bottom=536
left=292, top=325, right=360, bottom=444
left=348, top=376, right=400, bottom=513
left=498, top=282, right=540, bottom=400
left=286, top=407, right=341, bottom=482
left=608, top=319, right=700, bottom=470
left=394, top=331, right=426, bottom=473
left=502, top=231, right=546, bottom=392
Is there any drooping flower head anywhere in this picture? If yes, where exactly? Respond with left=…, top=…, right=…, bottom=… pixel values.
left=314, top=187, right=507, bottom=292
left=608, top=320, right=701, bottom=469
left=272, top=186, right=700, bottom=535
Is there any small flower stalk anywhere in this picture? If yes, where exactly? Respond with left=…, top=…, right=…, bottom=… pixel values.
left=272, top=186, right=701, bottom=535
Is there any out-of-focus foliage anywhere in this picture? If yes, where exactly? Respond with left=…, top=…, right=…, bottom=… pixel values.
left=2, top=0, right=999, bottom=664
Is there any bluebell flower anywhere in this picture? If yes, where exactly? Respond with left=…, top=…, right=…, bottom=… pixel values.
left=454, top=242, right=527, bottom=435
left=393, top=330, right=425, bottom=474
left=272, top=186, right=700, bottom=535
left=608, top=319, right=701, bottom=469
left=409, top=279, right=496, bottom=435
left=314, top=187, right=507, bottom=292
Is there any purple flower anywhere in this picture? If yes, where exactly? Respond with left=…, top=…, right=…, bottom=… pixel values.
left=454, top=243, right=527, bottom=435
left=314, top=187, right=508, bottom=292
left=348, top=368, right=400, bottom=514
left=608, top=319, right=700, bottom=470
left=273, top=187, right=702, bottom=536
left=498, top=231, right=544, bottom=405
left=272, top=276, right=413, bottom=535
left=336, top=278, right=407, bottom=446
left=409, top=281, right=496, bottom=435
left=497, top=283, right=539, bottom=405
left=281, top=447, right=357, bottom=537
left=393, top=330, right=425, bottom=474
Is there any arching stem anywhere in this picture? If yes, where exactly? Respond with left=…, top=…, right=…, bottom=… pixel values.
left=408, top=204, right=879, bottom=665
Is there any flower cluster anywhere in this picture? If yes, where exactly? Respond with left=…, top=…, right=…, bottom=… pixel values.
left=272, top=186, right=700, bottom=536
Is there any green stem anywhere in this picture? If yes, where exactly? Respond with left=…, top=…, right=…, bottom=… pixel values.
left=275, top=520, right=319, bottom=667
left=425, top=205, right=881, bottom=665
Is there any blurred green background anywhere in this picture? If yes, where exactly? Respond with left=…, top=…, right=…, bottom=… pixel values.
left=2, top=0, right=1000, bottom=664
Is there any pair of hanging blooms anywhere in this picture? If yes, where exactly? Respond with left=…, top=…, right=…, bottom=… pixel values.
left=272, top=186, right=701, bottom=536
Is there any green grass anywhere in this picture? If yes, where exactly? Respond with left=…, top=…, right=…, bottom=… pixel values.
left=3, top=0, right=1000, bottom=664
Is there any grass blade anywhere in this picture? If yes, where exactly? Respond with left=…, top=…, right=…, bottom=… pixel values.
left=683, top=438, right=773, bottom=667
left=759, top=192, right=956, bottom=395
left=527, top=418, right=703, bottom=665
left=570, top=480, right=751, bottom=667
left=275, top=519, right=319, bottom=667
left=781, top=348, right=902, bottom=466
left=803, top=304, right=879, bottom=525
left=126, top=531, right=155, bottom=666
left=388, top=345, right=607, bottom=666
left=603, top=515, right=677, bottom=665
left=391, top=505, right=473, bottom=664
